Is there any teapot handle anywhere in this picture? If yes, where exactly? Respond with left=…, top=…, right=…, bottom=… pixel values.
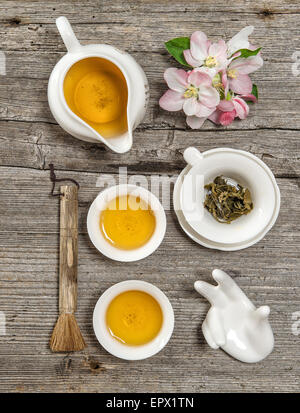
left=56, top=16, right=81, bottom=53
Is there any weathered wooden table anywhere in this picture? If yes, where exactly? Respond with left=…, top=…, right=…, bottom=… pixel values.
left=0, top=1, right=299, bottom=393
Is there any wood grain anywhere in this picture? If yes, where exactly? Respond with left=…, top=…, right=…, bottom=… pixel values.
left=0, top=0, right=299, bottom=393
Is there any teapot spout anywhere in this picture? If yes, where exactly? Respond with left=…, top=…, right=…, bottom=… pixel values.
left=102, top=128, right=133, bottom=154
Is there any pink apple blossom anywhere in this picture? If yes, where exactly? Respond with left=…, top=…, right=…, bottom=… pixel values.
left=159, top=26, right=263, bottom=129
left=183, top=31, right=228, bottom=74
left=159, top=68, right=220, bottom=128
left=209, top=96, right=250, bottom=126
left=226, top=54, right=263, bottom=95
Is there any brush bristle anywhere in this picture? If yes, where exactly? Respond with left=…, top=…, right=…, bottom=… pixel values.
left=50, top=313, right=86, bottom=352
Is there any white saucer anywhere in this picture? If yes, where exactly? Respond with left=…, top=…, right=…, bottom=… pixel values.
left=173, top=160, right=280, bottom=251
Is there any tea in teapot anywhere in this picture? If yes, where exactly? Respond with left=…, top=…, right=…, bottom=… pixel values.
left=64, top=57, right=128, bottom=138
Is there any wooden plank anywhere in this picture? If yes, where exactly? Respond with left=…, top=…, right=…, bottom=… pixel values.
left=0, top=3, right=300, bottom=129
left=0, top=122, right=300, bottom=176
left=1, top=0, right=300, bottom=23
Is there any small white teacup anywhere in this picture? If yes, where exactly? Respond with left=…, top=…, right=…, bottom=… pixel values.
left=93, top=280, right=174, bottom=360
left=87, top=184, right=166, bottom=262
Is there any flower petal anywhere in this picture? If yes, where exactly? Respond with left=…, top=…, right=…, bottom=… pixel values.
left=208, top=109, right=222, bottom=124
left=183, top=49, right=201, bottom=67
left=164, top=68, right=188, bottom=92
left=196, top=103, right=216, bottom=117
left=227, top=26, right=254, bottom=56
left=190, top=31, right=209, bottom=63
left=159, top=89, right=184, bottom=111
left=220, top=70, right=229, bottom=95
left=183, top=97, right=201, bottom=116
left=219, top=110, right=236, bottom=125
left=229, top=55, right=263, bottom=74
left=232, top=97, right=249, bottom=119
left=188, top=70, right=212, bottom=87
left=194, top=66, right=216, bottom=78
left=229, top=73, right=252, bottom=95
left=198, top=86, right=220, bottom=108
left=240, top=93, right=257, bottom=103
left=209, top=40, right=227, bottom=60
left=218, top=99, right=235, bottom=112
left=186, top=115, right=207, bottom=129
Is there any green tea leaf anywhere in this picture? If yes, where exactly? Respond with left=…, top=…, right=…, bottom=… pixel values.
left=232, top=47, right=261, bottom=60
left=165, top=37, right=192, bottom=67
left=204, top=176, right=253, bottom=224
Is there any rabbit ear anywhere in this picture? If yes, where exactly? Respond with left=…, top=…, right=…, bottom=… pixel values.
left=194, top=280, right=218, bottom=304
left=212, top=269, right=236, bottom=288
left=212, top=269, right=241, bottom=299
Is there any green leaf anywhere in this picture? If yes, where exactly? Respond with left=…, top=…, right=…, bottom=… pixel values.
left=251, top=84, right=258, bottom=99
left=232, top=47, right=261, bottom=60
left=165, top=37, right=192, bottom=67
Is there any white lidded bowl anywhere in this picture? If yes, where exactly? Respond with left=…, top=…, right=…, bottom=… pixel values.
left=180, top=147, right=280, bottom=245
left=93, top=280, right=174, bottom=360
left=87, top=184, right=166, bottom=262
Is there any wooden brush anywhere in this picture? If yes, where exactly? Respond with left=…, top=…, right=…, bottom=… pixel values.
left=50, top=184, right=86, bottom=352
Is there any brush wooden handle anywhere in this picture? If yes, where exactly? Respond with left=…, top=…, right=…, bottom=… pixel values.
left=59, top=185, right=78, bottom=314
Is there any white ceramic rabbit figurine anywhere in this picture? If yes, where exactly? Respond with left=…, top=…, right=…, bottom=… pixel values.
left=194, top=269, right=274, bottom=363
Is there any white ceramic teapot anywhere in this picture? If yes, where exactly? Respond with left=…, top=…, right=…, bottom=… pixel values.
left=48, top=16, right=149, bottom=153
left=194, top=269, right=274, bottom=363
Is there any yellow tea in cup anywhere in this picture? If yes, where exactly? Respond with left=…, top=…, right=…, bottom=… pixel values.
left=100, top=195, right=156, bottom=250
left=63, top=57, right=128, bottom=138
left=106, top=290, right=163, bottom=345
